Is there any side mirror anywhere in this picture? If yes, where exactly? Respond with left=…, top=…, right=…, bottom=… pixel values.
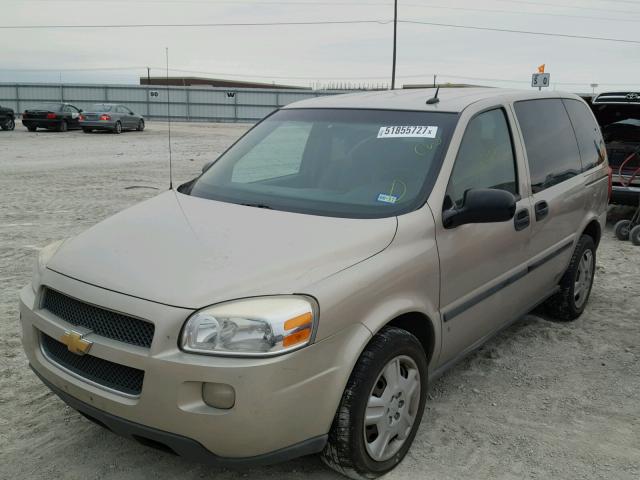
left=78, top=109, right=83, bottom=113
left=202, top=160, right=214, bottom=173
left=443, top=188, right=516, bottom=229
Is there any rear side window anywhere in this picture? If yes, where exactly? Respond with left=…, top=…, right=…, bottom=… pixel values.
left=446, top=108, right=518, bottom=208
left=563, top=99, right=605, bottom=170
left=514, top=99, right=582, bottom=193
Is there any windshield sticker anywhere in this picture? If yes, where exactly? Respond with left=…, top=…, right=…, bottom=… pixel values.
left=377, top=125, right=438, bottom=139
left=377, top=193, right=399, bottom=204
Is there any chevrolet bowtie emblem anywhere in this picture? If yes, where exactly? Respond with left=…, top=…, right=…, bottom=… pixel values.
left=60, top=330, right=93, bottom=355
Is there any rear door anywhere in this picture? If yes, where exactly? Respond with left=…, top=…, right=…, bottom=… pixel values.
left=511, top=99, right=585, bottom=300
left=436, top=107, right=533, bottom=365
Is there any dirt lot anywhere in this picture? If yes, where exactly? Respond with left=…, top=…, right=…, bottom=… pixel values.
left=1, top=122, right=638, bottom=480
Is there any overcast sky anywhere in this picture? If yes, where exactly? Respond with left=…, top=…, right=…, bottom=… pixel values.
left=2, top=0, right=640, bottom=92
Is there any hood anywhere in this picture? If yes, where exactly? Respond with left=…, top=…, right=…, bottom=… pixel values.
left=48, top=191, right=397, bottom=308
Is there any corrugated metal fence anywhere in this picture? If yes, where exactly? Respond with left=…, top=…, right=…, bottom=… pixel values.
left=0, top=83, right=352, bottom=123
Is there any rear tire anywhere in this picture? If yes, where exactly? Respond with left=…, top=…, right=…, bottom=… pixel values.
left=321, top=327, right=427, bottom=480
left=27, top=125, right=37, bottom=132
left=113, top=121, right=122, bottom=134
left=541, top=235, right=596, bottom=321
left=82, top=128, right=92, bottom=133
left=614, top=220, right=631, bottom=241
left=136, top=119, right=145, bottom=131
left=58, top=121, right=68, bottom=132
left=630, top=225, right=640, bottom=246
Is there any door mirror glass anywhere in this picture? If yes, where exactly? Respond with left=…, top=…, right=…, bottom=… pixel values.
left=443, top=188, right=516, bottom=228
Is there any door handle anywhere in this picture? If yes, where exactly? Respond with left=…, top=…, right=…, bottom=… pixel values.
left=514, top=208, right=530, bottom=231
left=535, top=200, right=549, bottom=221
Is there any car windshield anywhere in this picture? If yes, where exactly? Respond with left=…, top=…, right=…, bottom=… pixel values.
left=89, top=104, right=114, bottom=112
left=185, top=108, right=457, bottom=218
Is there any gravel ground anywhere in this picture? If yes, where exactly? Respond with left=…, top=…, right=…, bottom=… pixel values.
left=1, top=122, right=639, bottom=480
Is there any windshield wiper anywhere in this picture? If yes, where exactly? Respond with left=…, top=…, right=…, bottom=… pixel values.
left=240, top=202, right=273, bottom=210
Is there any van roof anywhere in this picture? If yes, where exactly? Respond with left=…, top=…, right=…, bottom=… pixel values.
left=284, top=87, right=583, bottom=113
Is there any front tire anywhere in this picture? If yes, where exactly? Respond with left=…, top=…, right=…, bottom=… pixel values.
left=321, top=327, right=427, bottom=480
left=27, top=125, right=37, bottom=132
left=136, top=119, right=145, bottom=131
left=82, top=128, right=92, bottom=133
left=58, top=120, right=68, bottom=132
left=541, top=235, right=596, bottom=321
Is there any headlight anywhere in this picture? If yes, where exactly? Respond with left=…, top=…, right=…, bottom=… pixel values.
left=32, top=239, right=67, bottom=292
left=180, top=296, right=318, bottom=357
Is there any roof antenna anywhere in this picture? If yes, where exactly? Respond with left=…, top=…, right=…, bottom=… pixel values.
left=166, top=47, right=173, bottom=190
left=426, top=86, right=440, bottom=105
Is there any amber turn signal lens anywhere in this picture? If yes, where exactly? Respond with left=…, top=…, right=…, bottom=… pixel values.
left=282, top=328, right=311, bottom=348
left=284, top=312, right=313, bottom=331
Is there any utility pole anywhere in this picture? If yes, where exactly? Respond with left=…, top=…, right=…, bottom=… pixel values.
left=391, top=0, right=397, bottom=90
left=147, top=66, right=151, bottom=85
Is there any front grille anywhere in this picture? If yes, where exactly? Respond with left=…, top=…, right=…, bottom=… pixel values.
left=41, top=333, right=144, bottom=396
left=42, top=288, right=154, bottom=348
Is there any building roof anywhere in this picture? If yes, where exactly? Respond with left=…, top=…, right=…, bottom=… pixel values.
left=285, top=87, right=582, bottom=113
left=140, top=76, right=305, bottom=90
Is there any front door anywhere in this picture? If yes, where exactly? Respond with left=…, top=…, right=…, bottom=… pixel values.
left=436, top=107, right=533, bottom=366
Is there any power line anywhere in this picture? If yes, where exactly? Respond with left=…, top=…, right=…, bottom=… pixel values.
left=400, top=19, right=640, bottom=45
left=400, top=3, right=640, bottom=24
left=494, top=0, right=640, bottom=15
left=3, top=18, right=640, bottom=45
left=0, top=19, right=391, bottom=29
left=11, top=0, right=640, bottom=23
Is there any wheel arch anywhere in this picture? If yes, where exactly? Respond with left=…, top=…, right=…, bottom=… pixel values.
left=581, top=218, right=602, bottom=248
left=379, top=311, right=436, bottom=364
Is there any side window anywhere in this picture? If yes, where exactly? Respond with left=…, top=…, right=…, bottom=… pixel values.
left=446, top=108, right=518, bottom=208
left=563, top=99, right=605, bottom=171
left=514, top=99, right=582, bottom=193
left=231, top=122, right=312, bottom=183
left=116, top=106, right=125, bottom=113
left=62, top=105, right=71, bottom=113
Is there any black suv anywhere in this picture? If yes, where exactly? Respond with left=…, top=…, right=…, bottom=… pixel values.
left=0, top=104, right=15, bottom=131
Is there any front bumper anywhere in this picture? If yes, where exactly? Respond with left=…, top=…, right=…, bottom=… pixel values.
left=20, top=275, right=370, bottom=461
left=31, top=367, right=327, bottom=466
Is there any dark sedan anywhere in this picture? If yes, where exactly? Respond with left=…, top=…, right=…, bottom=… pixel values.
left=80, top=103, right=145, bottom=134
left=22, top=103, right=83, bottom=132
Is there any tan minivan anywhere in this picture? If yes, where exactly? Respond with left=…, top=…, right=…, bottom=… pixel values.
left=20, top=88, right=609, bottom=479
